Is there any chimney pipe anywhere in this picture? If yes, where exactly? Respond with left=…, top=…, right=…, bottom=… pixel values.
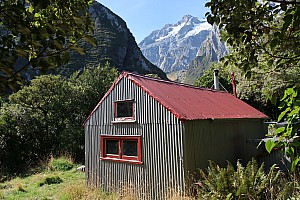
left=231, top=72, right=237, bottom=97
left=213, top=69, right=219, bottom=90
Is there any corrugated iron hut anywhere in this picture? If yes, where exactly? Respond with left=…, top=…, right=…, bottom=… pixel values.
left=84, top=72, right=268, bottom=198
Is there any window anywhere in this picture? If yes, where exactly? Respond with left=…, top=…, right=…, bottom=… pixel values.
left=113, top=100, right=135, bottom=122
left=100, top=135, right=142, bottom=164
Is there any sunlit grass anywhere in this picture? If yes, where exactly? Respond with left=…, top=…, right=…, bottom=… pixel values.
left=0, top=169, right=195, bottom=199
left=0, top=168, right=85, bottom=199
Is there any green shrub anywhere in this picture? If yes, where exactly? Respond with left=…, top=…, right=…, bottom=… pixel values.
left=38, top=176, right=63, bottom=187
left=48, top=157, right=74, bottom=171
left=195, top=159, right=292, bottom=199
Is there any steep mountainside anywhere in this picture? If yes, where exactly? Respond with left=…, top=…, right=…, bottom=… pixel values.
left=139, top=15, right=227, bottom=83
left=185, top=25, right=228, bottom=83
left=60, top=1, right=167, bottom=79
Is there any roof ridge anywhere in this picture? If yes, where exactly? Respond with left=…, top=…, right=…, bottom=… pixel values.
left=123, top=71, right=227, bottom=93
left=84, top=71, right=268, bottom=125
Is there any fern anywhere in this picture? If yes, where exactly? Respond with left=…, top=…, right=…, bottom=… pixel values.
left=196, top=158, right=293, bottom=199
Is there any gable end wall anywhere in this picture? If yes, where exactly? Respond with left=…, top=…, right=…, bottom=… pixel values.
left=85, top=77, right=185, bottom=198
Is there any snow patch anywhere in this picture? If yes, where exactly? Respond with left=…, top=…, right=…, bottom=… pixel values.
left=184, top=22, right=212, bottom=38
left=155, top=23, right=185, bottom=42
left=155, top=20, right=212, bottom=42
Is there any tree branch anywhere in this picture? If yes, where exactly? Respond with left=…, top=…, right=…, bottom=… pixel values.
left=258, top=43, right=300, bottom=60
left=269, top=0, right=300, bottom=5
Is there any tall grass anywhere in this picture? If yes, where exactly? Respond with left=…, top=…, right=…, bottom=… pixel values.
left=48, top=155, right=75, bottom=171
left=58, top=180, right=110, bottom=200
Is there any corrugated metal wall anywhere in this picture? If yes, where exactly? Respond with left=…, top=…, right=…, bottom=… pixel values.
left=184, top=119, right=265, bottom=178
left=85, top=77, right=185, bottom=199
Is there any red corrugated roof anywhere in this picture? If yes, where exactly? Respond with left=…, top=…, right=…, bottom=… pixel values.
left=84, top=72, right=268, bottom=125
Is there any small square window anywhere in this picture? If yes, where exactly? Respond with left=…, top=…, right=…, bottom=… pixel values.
left=100, top=135, right=142, bottom=164
left=113, top=100, right=135, bottom=122
left=116, top=102, right=133, bottom=118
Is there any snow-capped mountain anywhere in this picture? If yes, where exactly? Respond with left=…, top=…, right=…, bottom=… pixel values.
left=139, top=15, right=227, bottom=82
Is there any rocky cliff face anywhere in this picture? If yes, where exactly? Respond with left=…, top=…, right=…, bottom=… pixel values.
left=139, top=15, right=227, bottom=83
left=185, top=25, right=228, bottom=83
left=61, top=1, right=167, bottom=79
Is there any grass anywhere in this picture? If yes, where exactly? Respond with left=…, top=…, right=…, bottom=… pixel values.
left=0, top=167, right=85, bottom=199
left=0, top=168, right=193, bottom=200
left=0, top=157, right=141, bottom=200
left=0, top=168, right=146, bottom=200
left=0, top=156, right=115, bottom=200
left=2, top=156, right=293, bottom=199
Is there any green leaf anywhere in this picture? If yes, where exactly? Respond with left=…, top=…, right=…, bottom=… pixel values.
left=291, top=157, right=300, bottom=171
left=69, top=45, right=86, bottom=55
left=286, top=147, right=294, bottom=157
left=275, top=127, right=285, bottom=135
left=207, top=15, right=214, bottom=25
left=52, top=40, right=63, bottom=50
left=265, top=140, right=276, bottom=153
left=205, top=2, right=212, bottom=7
left=0, top=67, right=14, bottom=76
left=34, top=13, right=41, bottom=18
left=226, top=193, right=233, bottom=200
left=278, top=108, right=289, bottom=122
left=83, top=35, right=97, bottom=47
left=28, top=5, right=34, bottom=13
left=15, top=49, right=28, bottom=58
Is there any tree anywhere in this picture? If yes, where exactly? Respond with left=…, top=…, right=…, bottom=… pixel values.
left=194, top=64, right=233, bottom=93
left=70, top=62, right=119, bottom=118
left=206, top=0, right=300, bottom=77
left=0, top=63, right=118, bottom=175
left=0, top=0, right=96, bottom=96
left=205, top=0, right=300, bottom=99
left=205, top=0, right=300, bottom=170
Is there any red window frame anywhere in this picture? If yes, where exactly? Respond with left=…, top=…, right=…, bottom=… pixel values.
left=100, top=135, right=142, bottom=164
left=113, top=99, right=135, bottom=123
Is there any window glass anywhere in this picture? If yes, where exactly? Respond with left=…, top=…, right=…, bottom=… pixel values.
left=116, top=101, right=133, bottom=118
left=122, top=140, right=138, bottom=156
left=106, top=140, right=118, bottom=155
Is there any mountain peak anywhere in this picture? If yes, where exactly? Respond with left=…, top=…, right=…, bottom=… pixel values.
left=181, top=15, right=194, bottom=22
left=139, top=15, right=212, bottom=44
left=180, top=15, right=207, bottom=24
left=139, top=15, right=226, bottom=82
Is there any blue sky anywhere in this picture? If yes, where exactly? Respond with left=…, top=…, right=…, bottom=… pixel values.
left=98, top=0, right=210, bottom=43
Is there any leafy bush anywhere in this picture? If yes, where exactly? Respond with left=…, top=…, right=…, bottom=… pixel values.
left=38, top=176, right=63, bottom=187
left=195, top=159, right=292, bottom=199
left=48, top=157, right=74, bottom=171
